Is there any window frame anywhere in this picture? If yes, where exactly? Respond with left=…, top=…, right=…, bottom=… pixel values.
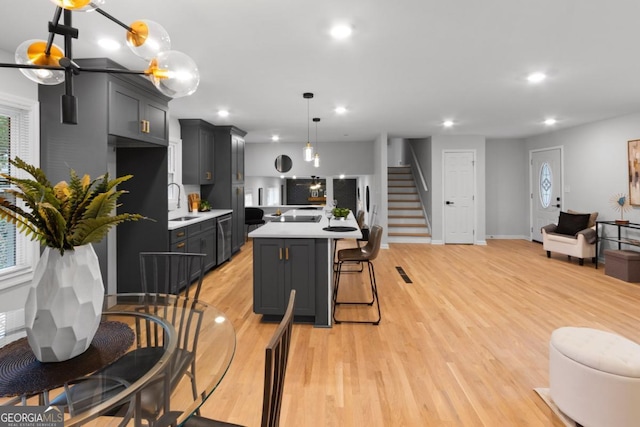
left=0, top=92, right=40, bottom=292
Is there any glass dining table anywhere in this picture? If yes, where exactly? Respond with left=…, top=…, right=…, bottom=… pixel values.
left=0, top=293, right=236, bottom=426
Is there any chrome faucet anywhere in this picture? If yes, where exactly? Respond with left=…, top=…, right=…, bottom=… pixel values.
left=168, top=182, right=181, bottom=209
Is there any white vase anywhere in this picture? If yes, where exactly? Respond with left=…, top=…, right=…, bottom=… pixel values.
left=25, top=245, right=104, bottom=362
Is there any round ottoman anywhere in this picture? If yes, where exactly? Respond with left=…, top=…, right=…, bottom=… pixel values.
left=549, top=327, right=640, bottom=427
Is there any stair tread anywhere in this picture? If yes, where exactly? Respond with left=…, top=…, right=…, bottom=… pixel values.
left=389, top=232, right=431, bottom=237
left=388, top=223, right=428, bottom=227
left=389, top=215, right=425, bottom=218
left=389, top=206, right=422, bottom=210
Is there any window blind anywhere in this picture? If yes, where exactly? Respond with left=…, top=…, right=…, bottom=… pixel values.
left=0, top=103, right=32, bottom=272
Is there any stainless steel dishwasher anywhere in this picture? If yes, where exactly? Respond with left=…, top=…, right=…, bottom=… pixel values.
left=217, top=214, right=232, bottom=264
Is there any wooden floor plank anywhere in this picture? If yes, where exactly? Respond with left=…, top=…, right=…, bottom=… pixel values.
left=194, top=239, right=640, bottom=426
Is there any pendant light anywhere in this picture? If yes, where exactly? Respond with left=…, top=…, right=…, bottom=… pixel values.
left=313, top=117, right=320, bottom=167
left=303, top=92, right=314, bottom=161
left=2, top=1, right=199, bottom=124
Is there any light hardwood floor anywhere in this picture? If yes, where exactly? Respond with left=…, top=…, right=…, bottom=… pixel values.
left=196, top=239, right=640, bottom=426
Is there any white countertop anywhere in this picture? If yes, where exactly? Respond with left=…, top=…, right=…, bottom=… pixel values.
left=168, top=209, right=233, bottom=230
left=249, top=209, right=362, bottom=239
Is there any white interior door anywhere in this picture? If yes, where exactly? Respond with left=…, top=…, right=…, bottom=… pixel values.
left=530, top=148, right=562, bottom=242
left=444, top=151, right=475, bottom=244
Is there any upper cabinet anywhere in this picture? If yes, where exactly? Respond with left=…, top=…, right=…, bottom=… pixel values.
left=108, top=79, right=169, bottom=146
left=232, top=134, right=245, bottom=184
left=179, top=119, right=215, bottom=185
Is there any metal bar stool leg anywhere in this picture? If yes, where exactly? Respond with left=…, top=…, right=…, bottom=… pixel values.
left=333, top=259, right=381, bottom=325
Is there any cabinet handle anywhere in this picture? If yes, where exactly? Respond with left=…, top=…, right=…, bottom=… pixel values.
left=285, top=247, right=289, bottom=260
left=177, top=231, right=185, bottom=237
left=141, top=120, right=146, bottom=133
left=206, top=171, right=212, bottom=180
left=176, top=242, right=185, bottom=249
left=279, top=248, right=283, bottom=260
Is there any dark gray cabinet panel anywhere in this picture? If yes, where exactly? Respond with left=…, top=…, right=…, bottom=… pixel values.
left=39, top=58, right=171, bottom=291
left=179, top=119, right=215, bottom=185
left=201, top=126, right=247, bottom=254
left=109, top=80, right=169, bottom=146
left=170, top=218, right=217, bottom=285
left=253, top=238, right=316, bottom=317
left=232, top=134, right=244, bottom=185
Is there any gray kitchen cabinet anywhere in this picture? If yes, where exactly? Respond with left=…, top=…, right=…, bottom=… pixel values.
left=169, top=219, right=217, bottom=286
left=38, top=58, right=171, bottom=293
left=231, top=133, right=244, bottom=185
left=202, top=126, right=247, bottom=254
left=179, top=119, right=215, bottom=185
left=109, top=80, right=169, bottom=146
left=253, top=238, right=316, bottom=317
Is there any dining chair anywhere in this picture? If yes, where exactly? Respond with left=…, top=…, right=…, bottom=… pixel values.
left=332, top=225, right=383, bottom=325
left=158, top=289, right=296, bottom=427
left=52, top=253, right=207, bottom=425
left=139, top=251, right=207, bottom=299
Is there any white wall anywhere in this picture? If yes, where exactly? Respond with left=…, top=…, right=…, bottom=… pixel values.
left=0, top=50, right=38, bottom=100
left=486, top=138, right=529, bottom=238
left=430, top=135, right=486, bottom=244
left=0, top=49, right=39, bottom=311
left=373, top=133, right=389, bottom=247
left=387, top=137, right=409, bottom=167
left=245, top=140, right=375, bottom=178
left=524, top=113, right=640, bottom=245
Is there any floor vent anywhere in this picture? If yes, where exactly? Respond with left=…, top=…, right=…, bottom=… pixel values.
left=395, top=266, right=413, bottom=284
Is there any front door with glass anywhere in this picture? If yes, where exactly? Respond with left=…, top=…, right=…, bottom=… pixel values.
left=530, top=147, right=563, bottom=242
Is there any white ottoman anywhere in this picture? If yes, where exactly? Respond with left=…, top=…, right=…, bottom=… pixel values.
left=549, top=327, right=640, bottom=427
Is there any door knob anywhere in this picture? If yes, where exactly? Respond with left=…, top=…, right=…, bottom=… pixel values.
left=445, top=201, right=454, bottom=205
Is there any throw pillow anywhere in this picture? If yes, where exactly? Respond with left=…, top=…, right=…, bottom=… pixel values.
left=555, top=211, right=591, bottom=236
left=567, top=209, right=598, bottom=228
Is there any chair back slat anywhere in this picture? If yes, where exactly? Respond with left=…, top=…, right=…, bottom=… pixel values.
left=261, top=290, right=295, bottom=427
left=139, top=252, right=206, bottom=300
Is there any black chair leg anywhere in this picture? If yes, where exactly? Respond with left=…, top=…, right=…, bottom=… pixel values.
left=333, top=260, right=381, bottom=325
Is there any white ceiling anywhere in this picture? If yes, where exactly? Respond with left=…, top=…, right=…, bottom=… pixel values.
left=2, top=0, right=640, bottom=144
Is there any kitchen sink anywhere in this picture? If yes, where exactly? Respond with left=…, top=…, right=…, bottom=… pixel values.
left=169, top=216, right=200, bottom=222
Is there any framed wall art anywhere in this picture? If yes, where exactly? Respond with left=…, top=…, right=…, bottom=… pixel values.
left=629, top=139, right=640, bottom=205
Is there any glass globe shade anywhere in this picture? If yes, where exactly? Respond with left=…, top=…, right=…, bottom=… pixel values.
left=49, top=0, right=106, bottom=11
left=126, top=20, right=171, bottom=60
left=15, top=40, right=65, bottom=85
left=148, top=51, right=200, bottom=98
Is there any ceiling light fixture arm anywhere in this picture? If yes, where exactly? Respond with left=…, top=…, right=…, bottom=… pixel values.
left=0, top=2, right=200, bottom=124
left=93, top=7, right=134, bottom=33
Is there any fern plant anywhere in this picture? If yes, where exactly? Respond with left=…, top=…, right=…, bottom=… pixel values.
left=0, top=157, right=145, bottom=254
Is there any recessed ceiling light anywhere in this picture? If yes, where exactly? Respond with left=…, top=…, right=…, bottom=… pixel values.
left=339, top=174, right=345, bottom=179
left=544, top=118, right=557, bottom=126
left=271, top=135, right=280, bottom=142
left=218, top=110, right=229, bottom=117
left=443, top=120, right=454, bottom=128
left=292, top=175, right=297, bottom=179
left=280, top=175, right=285, bottom=179
left=330, top=24, right=352, bottom=40
left=97, top=38, right=120, bottom=51
left=335, top=106, right=347, bottom=114
left=527, top=72, right=547, bottom=83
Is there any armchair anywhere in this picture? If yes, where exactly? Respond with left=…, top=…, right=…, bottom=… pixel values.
left=542, top=211, right=598, bottom=266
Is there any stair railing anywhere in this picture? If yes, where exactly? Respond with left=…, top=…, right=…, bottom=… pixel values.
left=406, top=143, right=432, bottom=233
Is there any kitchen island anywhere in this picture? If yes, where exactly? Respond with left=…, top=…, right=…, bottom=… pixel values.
left=249, top=209, right=362, bottom=327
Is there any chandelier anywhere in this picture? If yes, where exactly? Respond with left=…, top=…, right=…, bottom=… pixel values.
left=0, top=0, right=200, bottom=124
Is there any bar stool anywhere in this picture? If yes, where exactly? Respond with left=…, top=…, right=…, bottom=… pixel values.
left=332, top=225, right=383, bottom=325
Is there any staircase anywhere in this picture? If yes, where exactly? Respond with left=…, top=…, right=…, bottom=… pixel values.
left=387, top=166, right=431, bottom=244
